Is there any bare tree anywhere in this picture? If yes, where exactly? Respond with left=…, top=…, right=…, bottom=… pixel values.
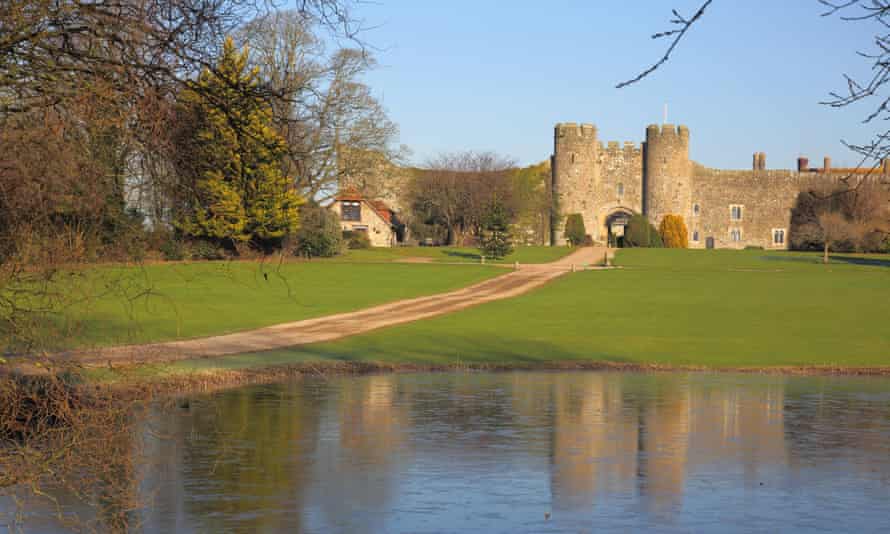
left=238, top=10, right=401, bottom=202
left=790, top=181, right=889, bottom=262
left=408, top=152, right=516, bottom=246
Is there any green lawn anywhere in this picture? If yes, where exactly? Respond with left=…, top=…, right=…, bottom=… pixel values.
left=166, top=248, right=890, bottom=373
left=327, top=245, right=571, bottom=264
left=51, top=261, right=500, bottom=348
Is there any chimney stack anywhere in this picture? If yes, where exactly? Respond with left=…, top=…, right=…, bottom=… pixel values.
left=797, top=157, right=809, bottom=172
left=823, top=157, right=831, bottom=173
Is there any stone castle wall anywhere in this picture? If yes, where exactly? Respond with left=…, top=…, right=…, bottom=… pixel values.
left=551, top=121, right=881, bottom=249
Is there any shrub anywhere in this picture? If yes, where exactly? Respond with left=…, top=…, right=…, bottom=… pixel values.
left=294, top=204, right=343, bottom=258
left=624, top=214, right=663, bottom=248
left=343, top=230, right=372, bottom=249
left=659, top=214, right=689, bottom=248
left=159, top=239, right=185, bottom=261
left=564, top=213, right=586, bottom=246
left=188, top=240, right=226, bottom=260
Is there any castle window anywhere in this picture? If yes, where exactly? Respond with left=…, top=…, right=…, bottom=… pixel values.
left=730, top=228, right=742, bottom=242
left=341, top=201, right=361, bottom=221
left=693, top=203, right=701, bottom=216
left=617, top=183, right=624, bottom=196
left=692, top=230, right=700, bottom=242
left=730, top=204, right=743, bottom=221
left=772, top=228, right=786, bottom=245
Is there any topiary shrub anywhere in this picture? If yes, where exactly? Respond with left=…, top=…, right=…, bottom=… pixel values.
left=564, top=213, right=586, bottom=246
left=294, top=204, right=344, bottom=258
left=658, top=214, right=689, bottom=248
left=624, top=214, right=663, bottom=248
left=343, top=230, right=372, bottom=249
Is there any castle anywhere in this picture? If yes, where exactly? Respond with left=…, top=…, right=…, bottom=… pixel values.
left=551, top=122, right=882, bottom=249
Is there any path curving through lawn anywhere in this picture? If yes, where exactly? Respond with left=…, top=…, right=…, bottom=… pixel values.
left=71, top=247, right=611, bottom=366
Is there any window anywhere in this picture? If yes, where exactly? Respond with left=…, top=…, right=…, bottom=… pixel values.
left=730, top=204, right=743, bottom=221
left=772, top=228, right=786, bottom=245
left=730, top=228, right=742, bottom=242
left=341, top=201, right=361, bottom=221
left=617, top=183, right=624, bottom=196
left=692, top=230, right=700, bottom=242
left=693, top=203, right=701, bottom=216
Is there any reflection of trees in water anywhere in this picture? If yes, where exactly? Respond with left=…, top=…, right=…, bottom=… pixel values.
left=143, top=382, right=323, bottom=532
left=310, top=374, right=410, bottom=532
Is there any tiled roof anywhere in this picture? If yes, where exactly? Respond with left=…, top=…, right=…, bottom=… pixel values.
left=334, top=189, right=395, bottom=225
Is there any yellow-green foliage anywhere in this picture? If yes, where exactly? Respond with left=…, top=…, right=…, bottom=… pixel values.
left=658, top=214, right=688, bottom=248
left=178, top=37, right=302, bottom=245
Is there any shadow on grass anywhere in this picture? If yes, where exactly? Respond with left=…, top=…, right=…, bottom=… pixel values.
left=759, top=253, right=890, bottom=268
left=443, top=250, right=482, bottom=261
left=238, top=333, right=631, bottom=369
left=831, top=255, right=890, bottom=268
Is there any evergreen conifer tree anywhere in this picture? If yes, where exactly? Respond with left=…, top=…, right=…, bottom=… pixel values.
left=478, top=201, right=514, bottom=259
left=563, top=213, right=586, bottom=246
left=177, top=37, right=303, bottom=249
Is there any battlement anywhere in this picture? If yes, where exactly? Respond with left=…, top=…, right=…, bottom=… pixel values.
left=602, top=140, right=641, bottom=153
left=555, top=122, right=597, bottom=139
left=646, top=123, right=689, bottom=140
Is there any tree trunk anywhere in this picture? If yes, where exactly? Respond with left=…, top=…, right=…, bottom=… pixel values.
left=823, top=241, right=829, bottom=264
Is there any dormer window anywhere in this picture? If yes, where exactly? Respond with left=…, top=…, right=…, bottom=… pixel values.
left=341, top=201, right=361, bottom=221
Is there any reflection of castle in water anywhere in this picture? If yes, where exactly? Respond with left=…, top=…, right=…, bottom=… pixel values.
left=548, top=375, right=787, bottom=517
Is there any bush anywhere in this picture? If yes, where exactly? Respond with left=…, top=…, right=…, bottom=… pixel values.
left=294, top=204, right=343, bottom=258
left=624, top=214, right=663, bottom=248
left=343, top=230, right=372, bottom=249
left=658, top=214, right=689, bottom=248
left=159, top=239, right=185, bottom=261
left=188, top=240, right=226, bottom=260
left=564, top=213, right=586, bottom=246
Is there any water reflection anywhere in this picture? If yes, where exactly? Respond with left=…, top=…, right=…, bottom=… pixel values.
left=8, top=371, right=890, bottom=533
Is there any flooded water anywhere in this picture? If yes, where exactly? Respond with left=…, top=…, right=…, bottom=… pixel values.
left=7, top=371, right=890, bottom=533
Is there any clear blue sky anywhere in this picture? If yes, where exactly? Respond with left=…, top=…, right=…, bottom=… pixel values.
left=350, top=1, right=878, bottom=169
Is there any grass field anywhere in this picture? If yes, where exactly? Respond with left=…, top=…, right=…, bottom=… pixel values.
left=327, top=245, right=571, bottom=264
left=160, top=248, right=890, bottom=374
left=52, top=261, right=500, bottom=348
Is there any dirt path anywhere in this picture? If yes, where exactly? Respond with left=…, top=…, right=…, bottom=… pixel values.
left=70, top=247, right=613, bottom=366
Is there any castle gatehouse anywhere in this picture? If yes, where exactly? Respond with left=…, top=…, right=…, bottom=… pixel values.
left=550, top=122, right=883, bottom=249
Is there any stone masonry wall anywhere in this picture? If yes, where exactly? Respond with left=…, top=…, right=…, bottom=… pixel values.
left=551, top=120, right=879, bottom=249
left=552, top=123, right=599, bottom=245
left=593, top=141, right=643, bottom=242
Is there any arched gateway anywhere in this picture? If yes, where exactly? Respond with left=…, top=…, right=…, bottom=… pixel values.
left=605, top=208, right=634, bottom=246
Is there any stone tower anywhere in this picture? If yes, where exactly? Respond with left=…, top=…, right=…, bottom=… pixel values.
left=551, top=123, right=598, bottom=245
left=643, top=124, right=691, bottom=225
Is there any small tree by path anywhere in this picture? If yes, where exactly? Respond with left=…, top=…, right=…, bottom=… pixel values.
left=564, top=214, right=586, bottom=246
left=659, top=214, right=689, bottom=248
left=478, top=201, right=514, bottom=259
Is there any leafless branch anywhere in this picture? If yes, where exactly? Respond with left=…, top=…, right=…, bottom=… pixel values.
left=616, top=0, right=713, bottom=88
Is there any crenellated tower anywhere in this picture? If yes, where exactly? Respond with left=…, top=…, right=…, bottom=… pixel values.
left=643, top=124, right=692, bottom=225
left=551, top=123, right=599, bottom=245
